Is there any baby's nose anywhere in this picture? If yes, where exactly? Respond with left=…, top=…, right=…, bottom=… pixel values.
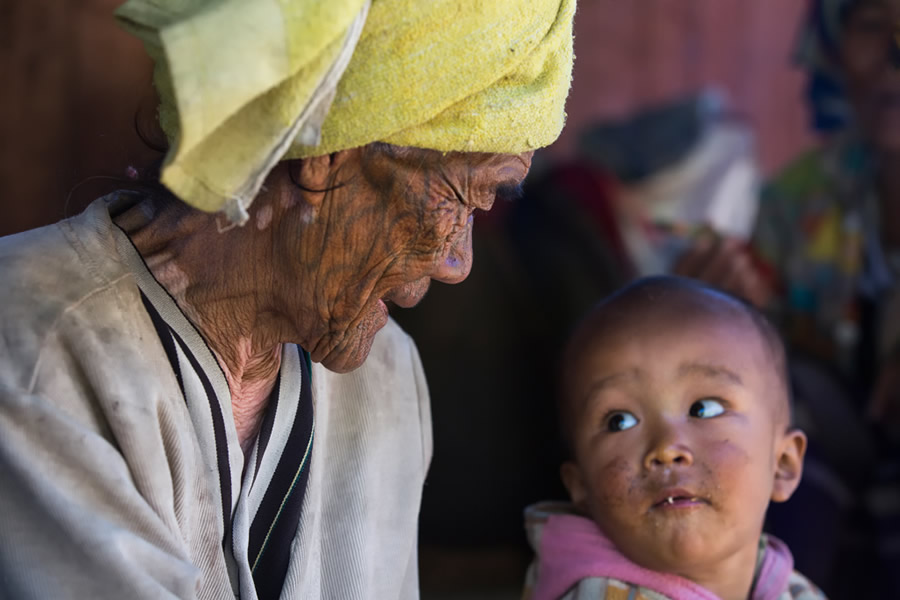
left=643, top=430, right=694, bottom=470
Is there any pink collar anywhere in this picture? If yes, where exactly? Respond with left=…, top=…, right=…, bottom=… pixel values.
left=533, top=512, right=794, bottom=600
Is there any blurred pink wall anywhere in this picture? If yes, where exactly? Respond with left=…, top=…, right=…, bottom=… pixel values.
left=544, top=0, right=817, bottom=174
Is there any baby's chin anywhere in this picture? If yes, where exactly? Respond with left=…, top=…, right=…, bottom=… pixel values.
left=610, top=518, right=733, bottom=576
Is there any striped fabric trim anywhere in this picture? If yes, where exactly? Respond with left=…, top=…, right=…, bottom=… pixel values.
left=248, top=346, right=315, bottom=600
left=139, top=291, right=234, bottom=544
left=253, top=371, right=279, bottom=479
left=138, top=292, right=185, bottom=397
left=139, top=288, right=315, bottom=600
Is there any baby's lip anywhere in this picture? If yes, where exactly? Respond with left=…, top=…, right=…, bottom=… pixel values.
left=651, top=488, right=709, bottom=509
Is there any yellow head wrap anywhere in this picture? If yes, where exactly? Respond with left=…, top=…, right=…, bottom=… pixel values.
left=116, top=0, right=575, bottom=223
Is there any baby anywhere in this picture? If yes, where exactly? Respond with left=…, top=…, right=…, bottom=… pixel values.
left=524, top=276, right=826, bottom=600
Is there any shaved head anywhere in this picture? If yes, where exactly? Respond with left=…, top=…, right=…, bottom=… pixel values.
left=558, top=276, right=790, bottom=455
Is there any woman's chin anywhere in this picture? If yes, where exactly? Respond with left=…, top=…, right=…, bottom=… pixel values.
left=316, top=300, right=389, bottom=373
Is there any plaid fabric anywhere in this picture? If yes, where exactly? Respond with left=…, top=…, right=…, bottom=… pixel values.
left=522, top=513, right=829, bottom=600
left=523, top=564, right=828, bottom=600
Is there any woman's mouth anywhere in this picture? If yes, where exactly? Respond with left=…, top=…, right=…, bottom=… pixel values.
left=383, top=280, right=431, bottom=308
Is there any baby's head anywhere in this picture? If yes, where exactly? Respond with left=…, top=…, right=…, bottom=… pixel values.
left=558, top=276, right=806, bottom=581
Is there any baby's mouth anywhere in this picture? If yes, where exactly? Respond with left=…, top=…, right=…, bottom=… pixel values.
left=651, top=488, right=709, bottom=510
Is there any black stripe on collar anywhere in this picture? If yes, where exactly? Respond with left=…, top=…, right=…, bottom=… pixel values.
left=139, top=291, right=185, bottom=400
left=254, top=370, right=280, bottom=481
left=249, top=346, right=314, bottom=600
left=138, top=290, right=234, bottom=547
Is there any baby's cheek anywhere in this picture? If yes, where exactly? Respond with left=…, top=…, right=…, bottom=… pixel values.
left=704, top=437, right=752, bottom=473
left=590, top=456, right=637, bottom=508
left=702, top=438, right=765, bottom=507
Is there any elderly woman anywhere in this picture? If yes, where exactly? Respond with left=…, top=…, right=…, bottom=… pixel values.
left=0, top=0, right=574, bottom=598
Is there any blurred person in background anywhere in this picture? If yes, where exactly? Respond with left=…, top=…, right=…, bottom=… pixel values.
left=675, top=0, right=900, bottom=596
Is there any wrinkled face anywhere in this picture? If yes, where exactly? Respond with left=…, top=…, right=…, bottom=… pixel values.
left=273, top=145, right=532, bottom=373
left=841, top=0, right=900, bottom=149
left=561, top=305, right=796, bottom=576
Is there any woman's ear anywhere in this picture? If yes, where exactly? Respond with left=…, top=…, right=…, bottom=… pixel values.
left=560, top=461, right=589, bottom=511
left=771, top=428, right=807, bottom=502
left=135, top=84, right=168, bottom=153
left=291, top=149, right=358, bottom=207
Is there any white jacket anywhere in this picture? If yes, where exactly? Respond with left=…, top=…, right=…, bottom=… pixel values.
left=0, top=194, right=432, bottom=599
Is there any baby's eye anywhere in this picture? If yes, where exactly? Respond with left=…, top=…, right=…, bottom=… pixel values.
left=606, top=411, right=638, bottom=432
left=689, top=398, right=725, bottom=419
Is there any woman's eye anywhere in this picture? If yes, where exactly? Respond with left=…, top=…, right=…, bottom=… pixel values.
left=689, top=398, right=725, bottom=419
left=606, top=411, right=638, bottom=432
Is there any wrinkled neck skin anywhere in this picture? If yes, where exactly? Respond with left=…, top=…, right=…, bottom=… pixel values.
left=115, top=184, right=301, bottom=453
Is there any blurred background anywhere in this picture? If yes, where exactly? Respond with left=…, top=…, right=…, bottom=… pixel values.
left=0, top=0, right=814, bottom=236
left=4, top=1, right=899, bottom=599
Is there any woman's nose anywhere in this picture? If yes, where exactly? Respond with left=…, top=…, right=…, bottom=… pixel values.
left=431, top=215, right=474, bottom=284
left=643, top=424, right=694, bottom=470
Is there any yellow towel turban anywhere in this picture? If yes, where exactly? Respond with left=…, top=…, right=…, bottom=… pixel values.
left=116, top=0, right=575, bottom=223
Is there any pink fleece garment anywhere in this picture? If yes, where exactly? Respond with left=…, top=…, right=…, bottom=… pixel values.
left=533, top=513, right=794, bottom=600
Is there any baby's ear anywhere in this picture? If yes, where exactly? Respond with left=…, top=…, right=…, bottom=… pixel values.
left=560, top=461, right=589, bottom=511
left=771, top=428, right=807, bottom=503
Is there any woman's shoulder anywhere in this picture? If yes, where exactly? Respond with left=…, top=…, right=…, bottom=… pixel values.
left=0, top=197, right=145, bottom=392
left=0, top=196, right=135, bottom=309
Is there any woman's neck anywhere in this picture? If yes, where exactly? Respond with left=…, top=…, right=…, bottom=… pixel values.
left=115, top=195, right=286, bottom=451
